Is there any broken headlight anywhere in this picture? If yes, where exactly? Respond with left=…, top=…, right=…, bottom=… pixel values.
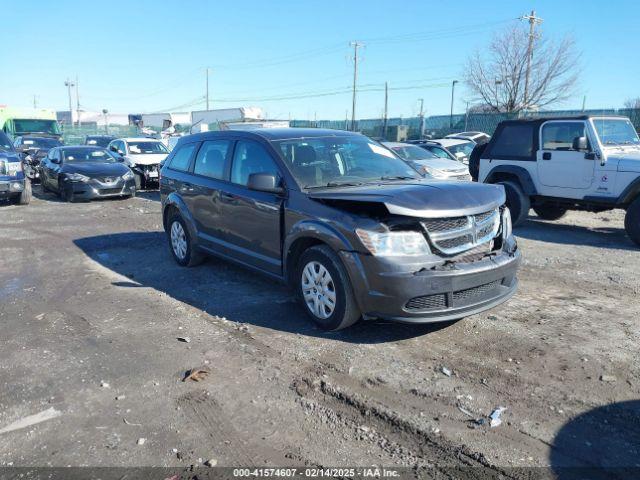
left=66, top=173, right=90, bottom=182
left=501, top=207, right=513, bottom=240
left=356, top=229, right=431, bottom=256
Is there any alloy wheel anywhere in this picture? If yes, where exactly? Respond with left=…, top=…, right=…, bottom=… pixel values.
left=170, top=221, right=188, bottom=260
left=301, top=261, right=336, bottom=319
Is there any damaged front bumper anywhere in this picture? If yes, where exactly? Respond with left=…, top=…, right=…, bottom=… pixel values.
left=340, top=244, right=521, bottom=323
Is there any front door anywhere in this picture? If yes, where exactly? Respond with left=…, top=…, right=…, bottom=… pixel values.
left=217, top=139, right=284, bottom=276
left=537, top=121, right=595, bottom=191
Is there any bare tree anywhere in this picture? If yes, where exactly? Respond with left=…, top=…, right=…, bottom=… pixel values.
left=464, top=26, right=580, bottom=113
left=624, top=97, right=640, bottom=109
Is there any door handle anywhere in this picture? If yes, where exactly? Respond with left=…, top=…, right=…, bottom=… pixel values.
left=220, top=192, right=239, bottom=204
left=542, top=152, right=552, bottom=160
left=180, top=182, right=194, bottom=192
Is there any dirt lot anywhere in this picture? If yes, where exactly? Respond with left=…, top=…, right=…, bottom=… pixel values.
left=0, top=187, right=639, bottom=478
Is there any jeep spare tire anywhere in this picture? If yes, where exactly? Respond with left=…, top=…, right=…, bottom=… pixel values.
left=497, top=180, right=530, bottom=227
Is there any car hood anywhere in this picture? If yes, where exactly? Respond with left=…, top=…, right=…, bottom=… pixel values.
left=127, top=153, right=167, bottom=165
left=413, top=157, right=468, bottom=173
left=607, top=150, right=640, bottom=173
left=308, top=180, right=505, bottom=218
left=62, top=162, right=129, bottom=177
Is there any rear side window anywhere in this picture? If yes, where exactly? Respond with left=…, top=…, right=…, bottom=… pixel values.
left=168, top=143, right=197, bottom=171
left=541, top=122, right=586, bottom=150
left=231, top=141, right=279, bottom=186
left=489, top=124, right=534, bottom=159
left=193, top=140, right=230, bottom=179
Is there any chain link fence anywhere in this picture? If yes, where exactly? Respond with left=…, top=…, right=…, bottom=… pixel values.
left=292, top=108, right=640, bottom=141
left=60, top=125, right=139, bottom=145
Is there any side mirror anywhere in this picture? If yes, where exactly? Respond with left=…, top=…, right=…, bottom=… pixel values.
left=572, top=136, right=588, bottom=151
left=247, top=173, right=283, bottom=193
left=51, top=158, right=60, bottom=164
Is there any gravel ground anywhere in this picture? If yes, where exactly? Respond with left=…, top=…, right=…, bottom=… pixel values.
left=0, top=187, right=638, bottom=478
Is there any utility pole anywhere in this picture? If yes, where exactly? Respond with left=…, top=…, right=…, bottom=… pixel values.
left=449, top=80, right=458, bottom=129
left=205, top=67, right=210, bottom=111
left=64, top=78, right=75, bottom=126
left=382, top=82, right=388, bottom=139
left=464, top=101, right=470, bottom=131
left=33, top=95, right=38, bottom=109
left=582, top=95, right=587, bottom=112
left=520, top=10, right=543, bottom=111
left=102, top=109, right=109, bottom=134
left=418, top=98, right=425, bottom=139
left=76, top=75, right=81, bottom=127
left=349, top=41, right=364, bottom=131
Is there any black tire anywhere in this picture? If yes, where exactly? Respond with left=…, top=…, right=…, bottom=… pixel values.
left=497, top=180, right=530, bottom=227
left=296, top=245, right=360, bottom=331
left=167, top=211, right=204, bottom=267
left=41, top=176, right=50, bottom=193
left=533, top=205, right=568, bottom=221
left=624, top=197, right=640, bottom=247
left=16, top=178, right=33, bottom=205
left=61, top=184, right=75, bottom=203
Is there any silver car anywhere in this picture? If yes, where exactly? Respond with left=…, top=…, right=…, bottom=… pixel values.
left=383, top=142, right=471, bottom=181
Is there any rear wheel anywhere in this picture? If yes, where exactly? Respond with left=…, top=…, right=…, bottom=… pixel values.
left=533, top=205, right=567, bottom=221
left=497, top=180, right=530, bottom=227
left=297, top=245, right=360, bottom=331
left=624, top=197, right=640, bottom=247
left=167, top=211, right=204, bottom=267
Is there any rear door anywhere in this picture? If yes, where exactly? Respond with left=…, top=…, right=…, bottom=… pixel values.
left=537, top=121, right=594, bottom=190
left=187, top=139, right=233, bottom=249
left=216, top=139, right=284, bottom=276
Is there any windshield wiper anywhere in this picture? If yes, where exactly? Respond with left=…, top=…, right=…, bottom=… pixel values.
left=379, top=175, right=417, bottom=181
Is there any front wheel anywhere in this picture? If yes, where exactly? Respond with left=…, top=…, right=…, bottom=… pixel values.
left=533, top=205, right=567, bottom=221
left=624, top=197, right=640, bottom=247
left=497, top=180, right=530, bottom=227
left=10, top=179, right=32, bottom=205
left=297, top=245, right=360, bottom=331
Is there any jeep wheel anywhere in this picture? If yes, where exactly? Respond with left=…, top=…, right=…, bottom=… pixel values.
left=533, top=205, right=567, bottom=221
left=624, top=197, right=640, bottom=247
left=297, top=245, right=360, bottom=331
left=498, top=180, right=530, bottom=227
left=167, top=212, right=204, bottom=267
left=10, top=179, right=32, bottom=205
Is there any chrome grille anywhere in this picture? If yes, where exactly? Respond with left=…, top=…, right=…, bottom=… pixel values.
left=421, top=208, right=500, bottom=255
left=0, top=160, right=6, bottom=175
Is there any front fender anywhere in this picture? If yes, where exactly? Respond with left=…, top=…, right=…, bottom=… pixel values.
left=162, top=192, right=198, bottom=241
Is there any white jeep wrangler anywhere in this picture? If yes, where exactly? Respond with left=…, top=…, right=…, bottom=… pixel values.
left=475, top=115, right=640, bottom=246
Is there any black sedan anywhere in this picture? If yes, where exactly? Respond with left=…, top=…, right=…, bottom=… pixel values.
left=40, top=146, right=136, bottom=202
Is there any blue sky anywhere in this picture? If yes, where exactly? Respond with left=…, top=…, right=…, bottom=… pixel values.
left=1, top=0, right=638, bottom=120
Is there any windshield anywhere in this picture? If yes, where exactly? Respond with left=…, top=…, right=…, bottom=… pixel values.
left=592, top=118, right=640, bottom=146
left=22, top=137, right=61, bottom=149
left=62, top=148, right=116, bottom=163
left=446, top=141, right=474, bottom=157
left=13, top=119, right=61, bottom=135
left=275, top=136, right=421, bottom=188
left=389, top=144, right=438, bottom=161
left=0, top=131, right=14, bottom=152
left=128, top=141, right=169, bottom=154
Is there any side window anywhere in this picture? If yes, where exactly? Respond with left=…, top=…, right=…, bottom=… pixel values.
left=541, top=122, right=586, bottom=151
left=193, top=140, right=230, bottom=179
left=118, top=141, right=126, bottom=154
left=230, top=140, right=279, bottom=186
left=167, top=143, right=197, bottom=171
left=489, top=124, right=534, bottom=158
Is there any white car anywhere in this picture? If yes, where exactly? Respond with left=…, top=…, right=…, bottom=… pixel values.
left=477, top=115, right=640, bottom=245
left=382, top=142, right=471, bottom=181
left=427, top=138, right=476, bottom=164
left=445, top=131, right=491, bottom=144
left=108, top=137, right=169, bottom=189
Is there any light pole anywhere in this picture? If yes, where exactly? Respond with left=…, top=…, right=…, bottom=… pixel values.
left=102, top=109, right=109, bottom=134
left=418, top=98, right=425, bottom=139
left=449, top=80, right=458, bottom=129
left=64, top=78, right=75, bottom=126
